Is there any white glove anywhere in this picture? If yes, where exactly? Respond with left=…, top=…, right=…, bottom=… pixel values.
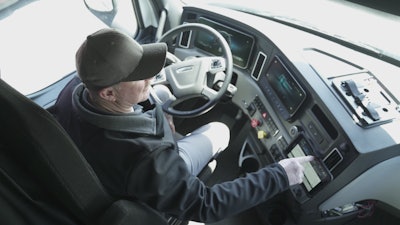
left=150, top=85, right=177, bottom=133
left=278, top=156, right=314, bottom=186
left=151, top=84, right=176, bottom=105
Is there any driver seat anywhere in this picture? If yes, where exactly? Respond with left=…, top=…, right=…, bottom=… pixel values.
left=0, top=78, right=168, bottom=225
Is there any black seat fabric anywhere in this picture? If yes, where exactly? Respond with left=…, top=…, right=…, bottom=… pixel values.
left=0, top=79, right=167, bottom=225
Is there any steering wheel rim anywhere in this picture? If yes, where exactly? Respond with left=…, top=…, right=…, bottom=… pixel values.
left=157, top=23, right=233, bottom=118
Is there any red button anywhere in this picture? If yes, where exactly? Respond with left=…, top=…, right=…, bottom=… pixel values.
left=251, top=118, right=261, bottom=128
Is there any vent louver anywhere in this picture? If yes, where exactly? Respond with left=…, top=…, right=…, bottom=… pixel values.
left=251, top=51, right=267, bottom=80
left=323, top=148, right=343, bottom=171
left=179, top=30, right=192, bottom=48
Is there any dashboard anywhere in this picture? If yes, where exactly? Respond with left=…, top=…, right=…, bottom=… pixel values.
left=176, top=5, right=400, bottom=225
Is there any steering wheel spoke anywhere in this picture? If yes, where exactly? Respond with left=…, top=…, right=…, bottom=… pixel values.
left=201, top=86, right=218, bottom=100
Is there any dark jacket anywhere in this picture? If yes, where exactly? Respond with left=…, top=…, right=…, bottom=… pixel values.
left=51, top=76, right=290, bottom=222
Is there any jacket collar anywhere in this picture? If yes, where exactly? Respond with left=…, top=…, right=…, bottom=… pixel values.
left=72, top=84, right=164, bottom=136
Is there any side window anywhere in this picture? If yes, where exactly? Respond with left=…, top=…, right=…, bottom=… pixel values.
left=137, top=0, right=159, bottom=28
left=84, top=0, right=167, bottom=43
left=84, top=0, right=138, bottom=37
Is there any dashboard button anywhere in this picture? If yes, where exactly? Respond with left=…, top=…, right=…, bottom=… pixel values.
left=251, top=118, right=262, bottom=128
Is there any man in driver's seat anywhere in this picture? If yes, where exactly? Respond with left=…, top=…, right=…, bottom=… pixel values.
left=53, top=28, right=314, bottom=223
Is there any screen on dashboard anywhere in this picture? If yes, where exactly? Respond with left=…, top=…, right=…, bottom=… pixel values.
left=286, top=136, right=331, bottom=193
left=287, top=140, right=321, bottom=192
left=265, top=57, right=306, bottom=116
left=194, top=17, right=254, bottom=68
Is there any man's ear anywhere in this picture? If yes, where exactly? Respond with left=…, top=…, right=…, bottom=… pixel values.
left=98, top=86, right=116, bottom=101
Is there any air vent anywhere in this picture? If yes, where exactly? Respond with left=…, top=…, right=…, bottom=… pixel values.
left=179, top=30, right=192, bottom=48
left=251, top=51, right=267, bottom=80
left=323, top=148, right=343, bottom=171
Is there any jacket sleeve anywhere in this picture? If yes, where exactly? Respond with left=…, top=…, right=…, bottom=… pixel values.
left=127, top=146, right=289, bottom=223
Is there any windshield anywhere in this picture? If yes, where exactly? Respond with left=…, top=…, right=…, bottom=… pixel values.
left=2, top=0, right=399, bottom=95
left=0, top=0, right=106, bottom=95
left=185, top=0, right=400, bottom=65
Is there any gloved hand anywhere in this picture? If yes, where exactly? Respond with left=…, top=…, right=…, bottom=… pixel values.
left=278, top=156, right=314, bottom=186
left=151, top=85, right=177, bottom=133
left=151, top=84, right=176, bottom=104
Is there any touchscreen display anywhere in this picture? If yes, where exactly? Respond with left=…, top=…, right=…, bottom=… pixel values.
left=194, top=17, right=254, bottom=68
left=287, top=139, right=321, bottom=192
left=265, top=57, right=306, bottom=116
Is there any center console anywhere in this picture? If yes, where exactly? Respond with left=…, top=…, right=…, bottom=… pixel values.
left=237, top=47, right=400, bottom=224
left=238, top=55, right=359, bottom=205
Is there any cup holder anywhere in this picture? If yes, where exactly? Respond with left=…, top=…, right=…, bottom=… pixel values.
left=240, top=156, right=260, bottom=173
left=238, top=139, right=261, bottom=174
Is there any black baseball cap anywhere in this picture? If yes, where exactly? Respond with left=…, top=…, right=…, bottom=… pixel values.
left=76, top=28, right=167, bottom=89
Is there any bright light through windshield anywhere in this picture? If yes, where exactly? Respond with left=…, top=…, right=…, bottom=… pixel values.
left=185, top=0, right=400, bottom=63
left=0, top=0, right=106, bottom=95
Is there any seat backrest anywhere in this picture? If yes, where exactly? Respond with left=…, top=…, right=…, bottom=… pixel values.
left=0, top=79, right=168, bottom=225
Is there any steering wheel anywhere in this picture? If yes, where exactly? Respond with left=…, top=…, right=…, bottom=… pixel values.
left=157, top=23, right=233, bottom=118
